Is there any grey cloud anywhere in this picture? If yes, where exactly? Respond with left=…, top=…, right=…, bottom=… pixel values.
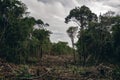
left=93, top=0, right=120, bottom=11
left=100, top=0, right=120, bottom=14
left=38, top=0, right=78, bottom=7
left=21, top=0, right=120, bottom=46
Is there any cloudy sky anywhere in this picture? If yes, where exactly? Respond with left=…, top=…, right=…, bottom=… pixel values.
left=20, top=0, right=120, bottom=46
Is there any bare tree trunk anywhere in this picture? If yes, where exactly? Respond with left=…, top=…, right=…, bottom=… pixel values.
left=83, top=43, right=85, bottom=67
left=40, top=47, right=43, bottom=59
left=71, top=38, right=76, bottom=64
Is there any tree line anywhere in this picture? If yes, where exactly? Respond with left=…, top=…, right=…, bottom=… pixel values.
left=66, top=5, right=120, bottom=66
left=0, top=0, right=120, bottom=67
left=0, top=0, right=73, bottom=64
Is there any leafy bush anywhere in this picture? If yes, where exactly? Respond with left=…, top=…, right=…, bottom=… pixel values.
left=112, top=67, right=120, bottom=80
left=16, top=65, right=32, bottom=79
left=27, top=57, right=39, bottom=63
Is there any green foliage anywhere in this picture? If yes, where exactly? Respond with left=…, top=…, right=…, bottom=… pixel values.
left=76, top=22, right=113, bottom=65
left=16, top=65, right=32, bottom=79
left=27, top=57, right=39, bottom=63
left=66, top=5, right=120, bottom=66
left=0, top=0, right=51, bottom=64
left=32, top=29, right=51, bottom=59
left=112, top=67, right=120, bottom=80
left=51, top=41, right=74, bottom=55
left=0, top=0, right=33, bottom=63
left=65, top=5, right=97, bottom=28
left=33, top=29, right=51, bottom=43
left=112, top=17, right=120, bottom=64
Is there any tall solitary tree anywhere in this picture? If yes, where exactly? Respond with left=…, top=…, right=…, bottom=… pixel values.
left=67, top=26, right=78, bottom=63
left=65, top=5, right=97, bottom=29
left=65, top=5, right=97, bottom=66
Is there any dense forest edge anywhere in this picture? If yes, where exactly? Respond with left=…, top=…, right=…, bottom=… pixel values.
left=0, top=0, right=120, bottom=80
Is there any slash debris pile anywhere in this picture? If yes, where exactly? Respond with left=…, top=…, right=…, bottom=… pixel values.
left=0, top=55, right=115, bottom=80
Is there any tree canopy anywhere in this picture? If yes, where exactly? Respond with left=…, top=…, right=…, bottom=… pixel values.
left=66, top=5, right=120, bottom=66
